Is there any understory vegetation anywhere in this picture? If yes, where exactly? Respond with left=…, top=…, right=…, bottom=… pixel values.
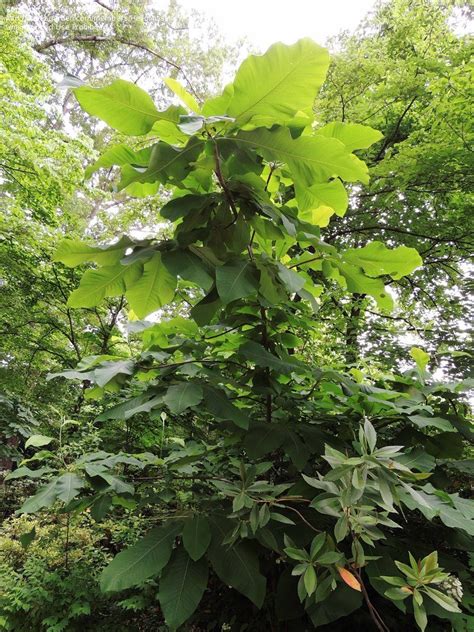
left=1, top=1, right=473, bottom=630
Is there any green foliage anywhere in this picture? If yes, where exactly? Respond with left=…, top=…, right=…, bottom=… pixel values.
left=158, top=548, right=208, bottom=629
left=0, top=515, right=107, bottom=631
left=382, top=551, right=462, bottom=631
left=100, top=521, right=181, bottom=592
left=2, top=2, right=473, bottom=631
left=24, top=33, right=470, bottom=631
left=74, top=80, right=167, bottom=136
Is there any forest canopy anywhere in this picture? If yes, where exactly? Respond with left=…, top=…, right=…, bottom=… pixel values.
left=0, top=1, right=473, bottom=631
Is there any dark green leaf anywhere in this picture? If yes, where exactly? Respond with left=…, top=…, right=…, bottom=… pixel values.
left=158, top=548, right=208, bottom=629
left=100, top=521, right=181, bottom=592
left=182, top=515, right=212, bottom=561
left=164, top=382, right=203, bottom=415
left=216, top=260, right=258, bottom=304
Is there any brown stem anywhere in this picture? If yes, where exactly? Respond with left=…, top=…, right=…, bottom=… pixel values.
left=260, top=307, right=272, bottom=424
left=213, top=141, right=239, bottom=227
left=280, top=505, right=321, bottom=533
left=351, top=531, right=390, bottom=632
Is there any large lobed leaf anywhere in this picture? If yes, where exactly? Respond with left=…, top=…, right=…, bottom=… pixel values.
left=225, top=38, right=330, bottom=126
left=125, top=253, right=176, bottom=318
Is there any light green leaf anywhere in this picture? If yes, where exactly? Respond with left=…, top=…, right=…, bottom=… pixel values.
left=74, top=79, right=161, bottom=135
left=227, top=39, right=329, bottom=126
left=54, top=237, right=132, bottom=268
left=317, top=551, right=343, bottom=565
left=385, top=587, right=411, bottom=600
left=423, top=587, right=461, bottom=613
left=85, top=144, right=152, bottom=178
left=297, top=179, right=348, bottom=225
left=202, top=82, right=234, bottom=117
left=25, top=434, right=53, bottom=449
left=236, top=127, right=369, bottom=185
left=413, top=599, right=428, bottom=631
left=183, top=515, right=212, bottom=561
left=410, top=347, right=430, bottom=372
left=364, top=419, right=377, bottom=452
left=158, top=548, right=208, bottom=630
left=164, top=77, right=201, bottom=113
left=100, top=521, right=181, bottom=592
left=68, top=261, right=142, bottom=308
left=378, top=477, right=393, bottom=507
left=316, top=122, right=383, bottom=152
left=125, top=253, right=176, bottom=318
left=310, top=533, right=327, bottom=559
left=332, top=261, right=394, bottom=311
left=304, top=565, right=317, bottom=596
left=343, top=242, right=422, bottom=280
left=216, top=260, right=258, bottom=304
left=164, top=382, right=203, bottom=415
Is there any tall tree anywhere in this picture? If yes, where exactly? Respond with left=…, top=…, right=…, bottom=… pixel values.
left=316, top=0, right=473, bottom=377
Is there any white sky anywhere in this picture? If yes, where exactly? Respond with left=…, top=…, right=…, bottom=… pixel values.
left=157, top=0, right=378, bottom=50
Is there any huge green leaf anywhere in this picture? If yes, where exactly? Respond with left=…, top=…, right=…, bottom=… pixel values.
left=235, top=127, right=369, bottom=186
left=203, top=386, right=249, bottom=430
left=297, top=179, right=348, bottom=225
left=226, top=39, right=330, bottom=126
left=158, top=548, right=208, bottom=630
left=54, top=237, right=132, bottom=268
left=162, top=249, right=213, bottom=291
left=183, top=515, right=212, bottom=561
left=308, top=584, right=363, bottom=627
left=125, top=253, right=176, bottom=318
left=67, top=261, right=142, bottom=308
left=315, top=122, right=383, bottom=152
left=164, top=382, right=203, bottom=415
left=160, top=193, right=217, bottom=222
left=55, top=473, right=84, bottom=504
left=215, top=260, right=258, bottom=304
left=239, top=341, right=306, bottom=375
left=100, top=521, right=181, bottom=592
left=191, top=288, right=222, bottom=326
left=25, top=434, right=53, bottom=449
left=19, top=480, right=59, bottom=514
left=74, top=79, right=162, bottom=135
left=332, top=261, right=394, bottom=310
left=96, top=392, right=163, bottom=421
left=209, top=526, right=266, bottom=608
left=93, top=359, right=135, bottom=387
left=85, top=144, right=152, bottom=179
left=343, top=241, right=422, bottom=279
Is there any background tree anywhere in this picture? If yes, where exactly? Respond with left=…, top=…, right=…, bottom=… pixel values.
left=316, top=0, right=473, bottom=377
